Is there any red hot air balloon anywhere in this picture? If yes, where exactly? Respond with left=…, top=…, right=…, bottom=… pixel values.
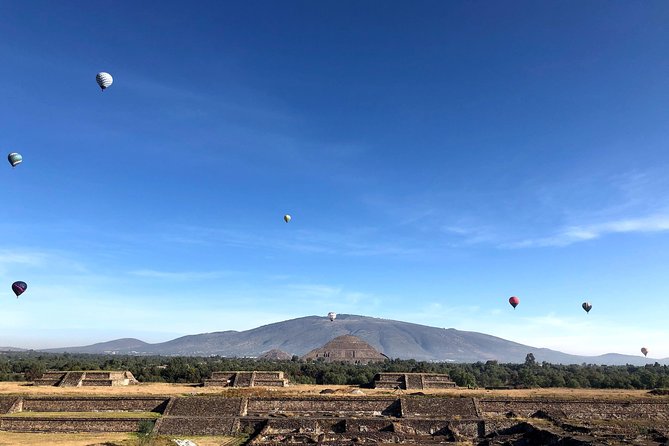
left=11, top=281, right=27, bottom=298
left=641, top=347, right=648, bottom=357
left=509, top=296, right=520, bottom=309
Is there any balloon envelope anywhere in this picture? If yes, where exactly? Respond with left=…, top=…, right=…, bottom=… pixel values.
left=11, top=281, right=27, bottom=298
left=327, top=312, right=336, bottom=322
left=7, top=152, right=22, bottom=167
left=582, top=302, right=592, bottom=313
left=508, top=296, right=520, bottom=309
left=641, top=347, right=648, bottom=357
left=283, top=215, right=291, bottom=223
left=96, top=72, right=113, bottom=90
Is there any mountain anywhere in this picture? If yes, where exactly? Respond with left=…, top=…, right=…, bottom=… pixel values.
left=41, top=314, right=667, bottom=365
left=46, top=338, right=150, bottom=354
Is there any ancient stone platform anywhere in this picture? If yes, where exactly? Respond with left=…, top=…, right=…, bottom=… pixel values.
left=1, top=394, right=668, bottom=444
left=202, top=371, right=288, bottom=387
left=33, top=371, right=138, bottom=387
left=373, top=372, right=457, bottom=390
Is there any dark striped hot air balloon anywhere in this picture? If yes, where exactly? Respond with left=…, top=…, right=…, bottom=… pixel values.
left=11, top=281, right=27, bottom=298
left=582, top=302, right=592, bottom=313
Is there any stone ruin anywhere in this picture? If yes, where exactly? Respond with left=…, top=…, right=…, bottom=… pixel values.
left=203, top=371, right=288, bottom=387
left=3, top=394, right=669, bottom=444
left=258, top=349, right=292, bottom=360
left=33, top=371, right=138, bottom=387
left=373, top=372, right=457, bottom=390
left=301, top=335, right=388, bottom=364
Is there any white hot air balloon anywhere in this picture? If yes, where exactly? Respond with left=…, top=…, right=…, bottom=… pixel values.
left=283, top=214, right=291, bottom=223
left=328, top=312, right=336, bottom=322
left=96, top=72, right=113, bottom=91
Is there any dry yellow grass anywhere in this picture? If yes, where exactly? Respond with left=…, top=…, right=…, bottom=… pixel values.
left=0, top=381, right=661, bottom=399
left=0, top=431, right=132, bottom=445
left=5, top=411, right=161, bottom=418
left=0, top=432, right=241, bottom=446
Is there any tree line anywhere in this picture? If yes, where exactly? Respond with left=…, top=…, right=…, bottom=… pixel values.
left=0, top=351, right=668, bottom=389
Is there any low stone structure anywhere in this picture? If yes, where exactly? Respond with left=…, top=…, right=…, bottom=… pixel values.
left=202, top=371, right=288, bottom=387
left=1, top=394, right=669, bottom=443
left=373, top=372, right=457, bottom=390
left=301, top=335, right=388, bottom=364
left=33, top=371, right=138, bottom=387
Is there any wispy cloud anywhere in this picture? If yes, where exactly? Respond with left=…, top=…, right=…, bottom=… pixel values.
left=161, top=224, right=420, bottom=258
left=129, top=269, right=237, bottom=280
left=504, top=214, right=669, bottom=248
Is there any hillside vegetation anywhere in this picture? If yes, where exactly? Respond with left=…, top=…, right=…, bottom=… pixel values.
left=2, top=351, right=669, bottom=389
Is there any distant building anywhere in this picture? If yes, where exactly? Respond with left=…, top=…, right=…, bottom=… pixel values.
left=301, top=335, right=388, bottom=365
left=258, top=349, right=292, bottom=360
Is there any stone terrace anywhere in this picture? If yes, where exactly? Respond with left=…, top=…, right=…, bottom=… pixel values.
left=33, top=371, right=138, bottom=387
left=373, top=372, right=457, bottom=390
left=1, top=393, right=669, bottom=443
left=203, top=371, right=288, bottom=387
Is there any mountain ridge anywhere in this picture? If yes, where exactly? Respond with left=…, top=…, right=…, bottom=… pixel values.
left=40, top=314, right=666, bottom=365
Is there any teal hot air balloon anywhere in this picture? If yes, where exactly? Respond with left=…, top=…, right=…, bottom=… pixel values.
left=7, top=152, right=22, bottom=168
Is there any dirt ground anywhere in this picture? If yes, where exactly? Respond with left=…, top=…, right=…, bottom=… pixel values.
left=0, top=381, right=658, bottom=399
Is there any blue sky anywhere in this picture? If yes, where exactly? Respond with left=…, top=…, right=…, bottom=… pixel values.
left=1, top=1, right=668, bottom=358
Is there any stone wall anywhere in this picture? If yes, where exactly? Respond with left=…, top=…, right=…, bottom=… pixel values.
left=81, top=380, right=112, bottom=386
left=246, top=397, right=401, bottom=417
left=21, top=397, right=169, bottom=413
left=156, top=417, right=239, bottom=435
left=0, top=397, right=20, bottom=414
left=400, top=397, right=478, bottom=419
left=478, top=399, right=669, bottom=422
left=166, top=397, right=244, bottom=417
left=60, top=371, right=84, bottom=387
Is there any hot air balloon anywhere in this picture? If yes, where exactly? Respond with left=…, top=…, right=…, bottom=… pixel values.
left=641, top=347, right=648, bottom=357
left=582, top=302, right=592, bottom=313
left=11, top=281, right=27, bottom=298
left=327, top=312, right=336, bottom=322
left=509, top=296, right=520, bottom=309
left=96, top=72, right=113, bottom=91
left=7, top=152, right=22, bottom=167
left=283, top=215, right=291, bottom=223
